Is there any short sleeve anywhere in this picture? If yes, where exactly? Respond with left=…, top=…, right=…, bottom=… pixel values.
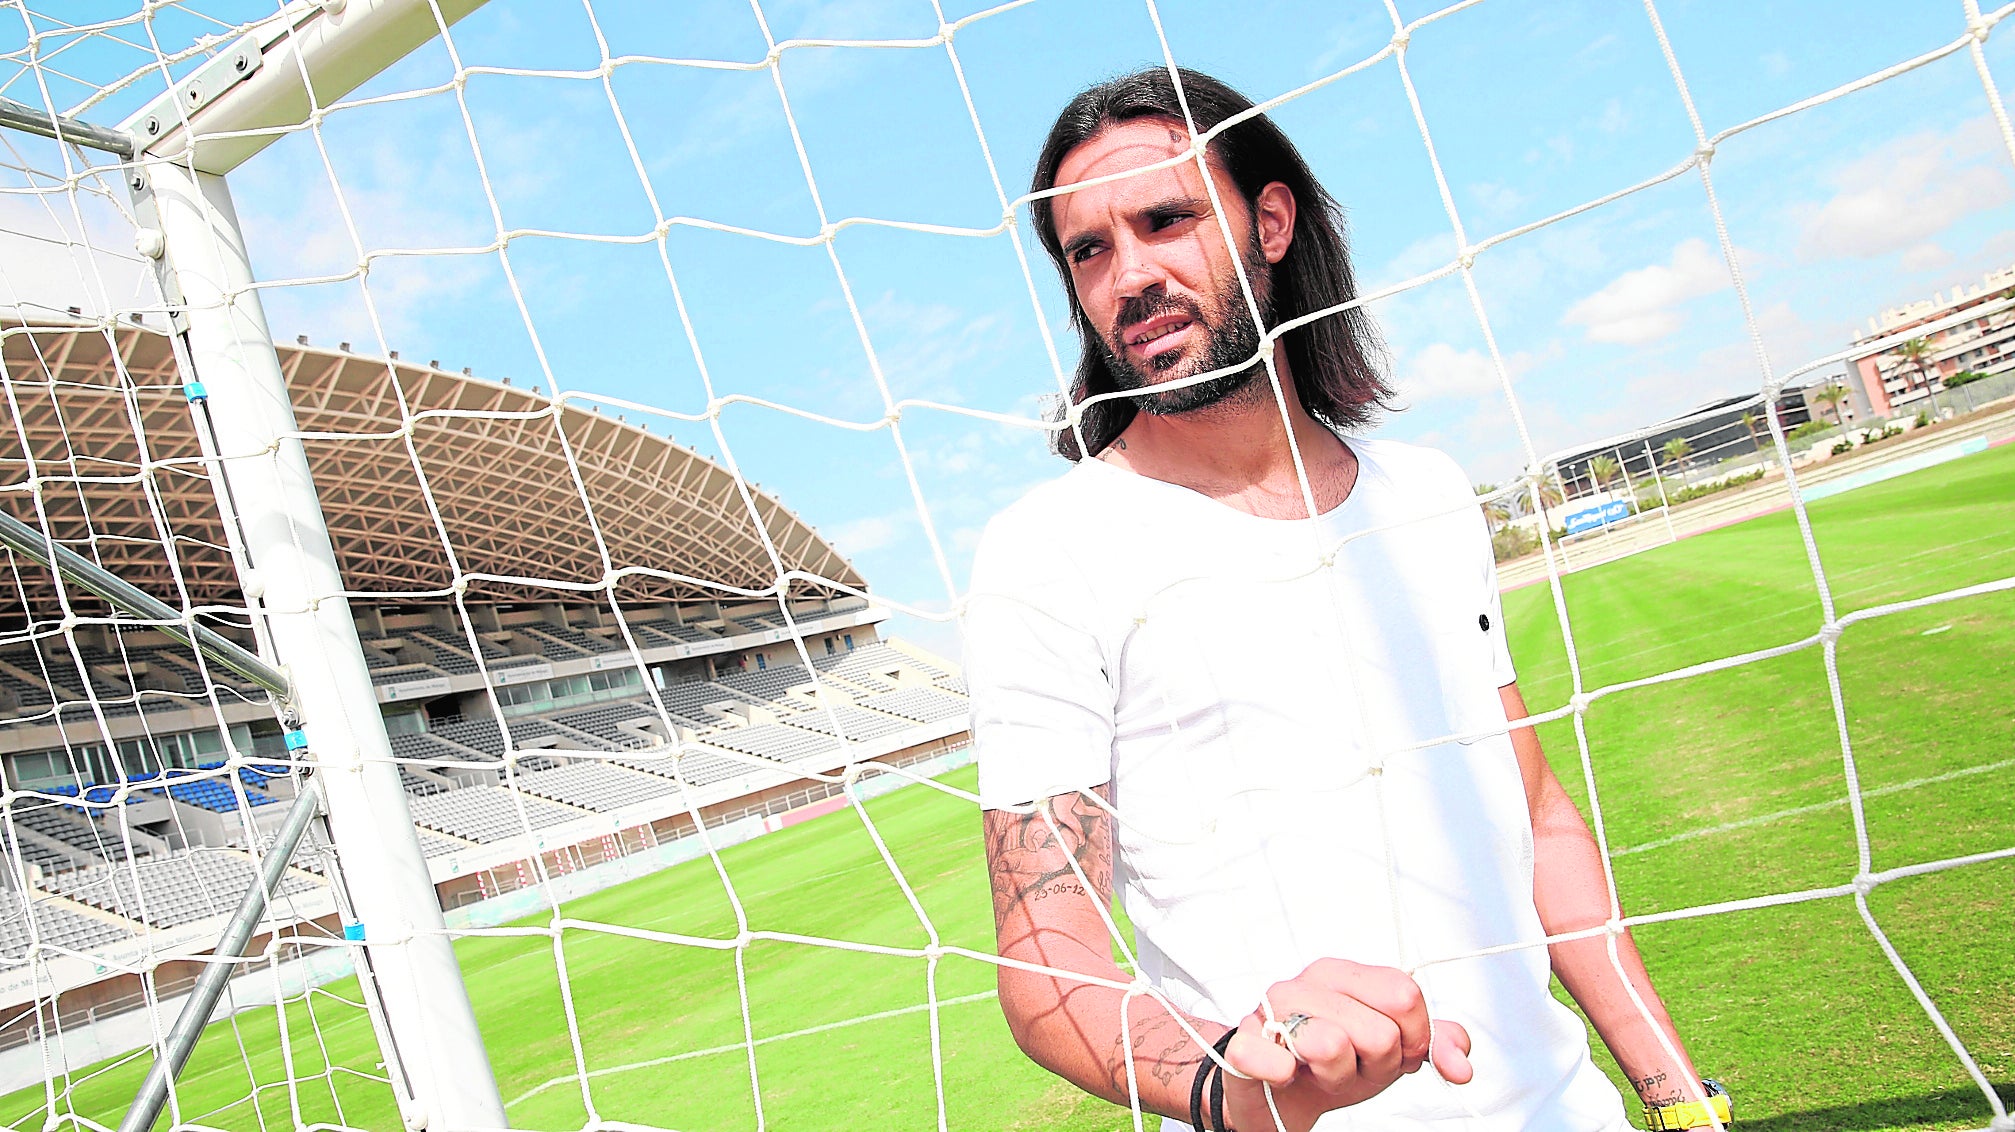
left=961, top=508, right=1116, bottom=810
left=1472, top=493, right=1518, bottom=688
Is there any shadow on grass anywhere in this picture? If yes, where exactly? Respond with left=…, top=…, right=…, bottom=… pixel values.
left=1740, top=1085, right=2014, bottom=1131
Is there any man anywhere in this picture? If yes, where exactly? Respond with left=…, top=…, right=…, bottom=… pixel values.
left=962, top=69, right=1727, bottom=1131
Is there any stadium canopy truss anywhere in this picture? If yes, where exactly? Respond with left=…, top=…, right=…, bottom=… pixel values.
left=0, top=320, right=864, bottom=621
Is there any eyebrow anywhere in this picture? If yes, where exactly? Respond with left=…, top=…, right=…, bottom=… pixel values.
left=1058, top=194, right=1212, bottom=262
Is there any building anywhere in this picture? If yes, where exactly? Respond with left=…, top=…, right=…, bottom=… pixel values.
left=0, top=323, right=970, bottom=1059
left=1848, top=265, right=2015, bottom=416
left=1552, top=387, right=1816, bottom=502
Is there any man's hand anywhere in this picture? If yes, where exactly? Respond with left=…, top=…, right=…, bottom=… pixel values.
left=1218, top=960, right=1472, bottom=1132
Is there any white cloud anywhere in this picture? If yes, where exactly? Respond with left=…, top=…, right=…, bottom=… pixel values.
left=1468, top=182, right=1527, bottom=217
left=1561, top=238, right=1730, bottom=346
left=1396, top=342, right=1505, bottom=402
left=827, top=511, right=910, bottom=555
left=1898, top=242, right=1955, bottom=273
left=1797, top=120, right=2013, bottom=261
left=1393, top=341, right=1551, bottom=404
left=0, top=187, right=159, bottom=324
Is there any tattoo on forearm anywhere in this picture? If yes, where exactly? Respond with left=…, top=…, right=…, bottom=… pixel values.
left=1105, top=1013, right=1204, bottom=1100
left=984, top=790, right=1114, bottom=930
left=1635, top=1070, right=1684, bottom=1106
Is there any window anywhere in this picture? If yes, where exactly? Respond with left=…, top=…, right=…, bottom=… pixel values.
left=844, top=634, right=854, bottom=649
left=756, top=654, right=767, bottom=671
left=824, top=637, right=835, bottom=656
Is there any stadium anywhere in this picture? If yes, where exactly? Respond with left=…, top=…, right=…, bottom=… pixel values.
left=1, top=2, right=2012, bottom=1131
left=0, top=320, right=972, bottom=1077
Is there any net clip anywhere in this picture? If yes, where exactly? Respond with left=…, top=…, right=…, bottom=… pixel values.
left=182, top=380, right=208, bottom=403
left=342, top=921, right=366, bottom=942
left=283, top=727, right=309, bottom=753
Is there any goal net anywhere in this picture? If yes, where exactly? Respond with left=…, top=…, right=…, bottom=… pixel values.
left=1, top=2, right=2011, bottom=1132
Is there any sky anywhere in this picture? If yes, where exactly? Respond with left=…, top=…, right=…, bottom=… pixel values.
left=5, top=0, right=2015, bottom=657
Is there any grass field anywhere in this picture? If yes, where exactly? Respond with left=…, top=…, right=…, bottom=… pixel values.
left=8, top=444, right=2012, bottom=1132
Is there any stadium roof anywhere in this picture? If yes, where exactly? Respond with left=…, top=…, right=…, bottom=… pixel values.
left=0, top=322, right=863, bottom=619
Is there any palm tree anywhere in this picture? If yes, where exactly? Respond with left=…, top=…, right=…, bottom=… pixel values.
left=1587, top=454, right=1622, bottom=497
left=1475, top=483, right=1508, bottom=533
left=1891, top=337, right=1934, bottom=402
left=1811, top=382, right=1849, bottom=426
left=1661, top=437, right=1694, bottom=483
left=1534, top=477, right=1565, bottom=529
left=1740, top=410, right=1764, bottom=457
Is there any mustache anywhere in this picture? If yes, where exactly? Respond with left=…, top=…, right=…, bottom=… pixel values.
left=1110, top=292, right=1203, bottom=343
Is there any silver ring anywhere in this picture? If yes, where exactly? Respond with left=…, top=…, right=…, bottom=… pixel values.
left=1280, top=1012, right=1313, bottom=1041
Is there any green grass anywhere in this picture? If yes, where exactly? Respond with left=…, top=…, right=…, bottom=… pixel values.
left=10, top=445, right=2012, bottom=1132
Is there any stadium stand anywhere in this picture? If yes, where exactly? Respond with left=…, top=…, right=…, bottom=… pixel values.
left=704, top=724, right=837, bottom=764
left=14, top=803, right=143, bottom=865
left=390, top=731, right=492, bottom=767
left=412, top=624, right=510, bottom=661
left=373, top=663, right=446, bottom=686
left=715, top=664, right=820, bottom=703
left=629, top=618, right=720, bottom=646
left=608, top=749, right=744, bottom=788
left=401, top=628, right=479, bottom=675
left=402, top=768, right=451, bottom=796
left=509, top=762, right=684, bottom=813
left=155, top=770, right=278, bottom=813
left=551, top=702, right=669, bottom=747
left=515, top=622, right=620, bottom=659
left=431, top=715, right=574, bottom=757
left=0, top=884, right=132, bottom=957
left=405, top=787, right=584, bottom=844
left=0, top=663, right=59, bottom=710
left=784, top=705, right=915, bottom=742
left=864, top=689, right=969, bottom=725
left=656, top=679, right=766, bottom=723
left=42, top=851, right=319, bottom=930
left=0, top=820, right=71, bottom=875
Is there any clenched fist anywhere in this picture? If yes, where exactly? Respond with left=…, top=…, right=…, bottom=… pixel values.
left=1217, top=959, right=1472, bottom=1132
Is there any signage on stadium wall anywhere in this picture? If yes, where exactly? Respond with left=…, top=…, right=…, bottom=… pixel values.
left=379, top=676, right=451, bottom=702
left=1564, top=499, right=1632, bottom=535
left=494, top=661, right=554, bottom=684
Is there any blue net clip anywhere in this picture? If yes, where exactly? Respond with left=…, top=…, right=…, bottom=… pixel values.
left=181, top=380, right=207, bottom=402
left=342, top=922, right=365, bottom=942
left=283, top=728, right=308, bottom=752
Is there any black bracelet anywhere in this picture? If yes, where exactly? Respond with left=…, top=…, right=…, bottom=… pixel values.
left=1189, top=1040, right=1213, bottom=1132
left=1207, top=1029, right=1237, bottom=1131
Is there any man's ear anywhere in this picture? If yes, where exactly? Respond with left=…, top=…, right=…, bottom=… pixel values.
left=1254, top=181, right=1296, bottom=265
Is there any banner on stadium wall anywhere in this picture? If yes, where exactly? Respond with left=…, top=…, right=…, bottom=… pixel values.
left=1564, top=499, right=1632, bottom=535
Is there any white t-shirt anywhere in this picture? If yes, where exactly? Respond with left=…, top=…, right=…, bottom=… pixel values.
left=962, top=437, right=1626, bottom=1132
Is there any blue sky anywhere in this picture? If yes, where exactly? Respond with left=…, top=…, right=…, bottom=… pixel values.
left=7, top=0, right=2015, bottom=655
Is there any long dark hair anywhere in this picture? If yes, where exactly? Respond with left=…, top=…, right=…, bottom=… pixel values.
left=1030, top=67, right=1392, bottom=461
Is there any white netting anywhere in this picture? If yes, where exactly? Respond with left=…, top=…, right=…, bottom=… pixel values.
left=0, top=2, right=2011, bottom=1131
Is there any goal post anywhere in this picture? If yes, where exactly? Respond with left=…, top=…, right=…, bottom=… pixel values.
left=135, top=156, right=507, bottom=1130
left=106, top=4, right=517, bottom=1125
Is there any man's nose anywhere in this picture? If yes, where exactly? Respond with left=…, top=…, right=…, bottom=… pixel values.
left=1110, top=233, right=1166, bottom=301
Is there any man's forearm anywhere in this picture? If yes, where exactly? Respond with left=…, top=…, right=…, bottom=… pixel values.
left=1505, top=683, right=1702, bottom=1107
left=1533, top=817, right=1699, bottom=1105
left=988, top=793, right=1227, bottom=1120
left=1002, top=960, right=1227, bottom=1119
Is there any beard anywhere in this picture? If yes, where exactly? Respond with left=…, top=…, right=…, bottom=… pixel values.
left=1097, top=241, right=1277, bottom=418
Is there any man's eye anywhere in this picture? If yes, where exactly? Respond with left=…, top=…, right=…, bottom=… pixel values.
left=1151, top=212, right=1193, bottom=230
left=1069, top=244, right=1103, bottom=265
